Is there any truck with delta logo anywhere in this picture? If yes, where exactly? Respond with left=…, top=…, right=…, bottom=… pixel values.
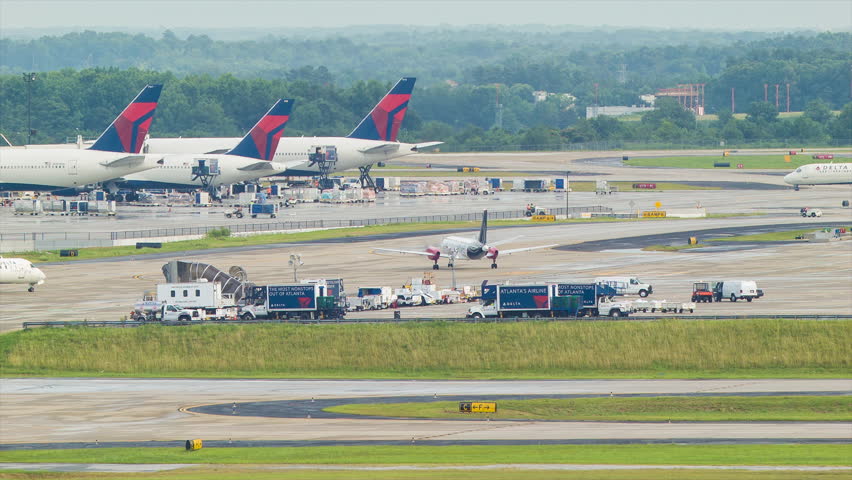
left=466, top=283, right=632, bottom=319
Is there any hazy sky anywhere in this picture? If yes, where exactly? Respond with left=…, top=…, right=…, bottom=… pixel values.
left=1, top=0, right=850, bottom=32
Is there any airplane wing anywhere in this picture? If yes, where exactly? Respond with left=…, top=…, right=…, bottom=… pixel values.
left=499, top=244, right=559, bottom=255
left=358, top=143, right=401, bottom=154
left=411, top=141, right=444, bottom=152
left=98, top=155, right=149, bottom=167
left=374, top=248, right=437, bottom=257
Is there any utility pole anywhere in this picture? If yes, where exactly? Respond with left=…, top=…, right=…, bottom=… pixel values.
left=565, top=171, right=570, bottom=220
left=23, top=72, right=37, bottom=144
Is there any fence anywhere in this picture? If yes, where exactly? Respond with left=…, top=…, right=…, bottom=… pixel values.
left=22, top=314, right=852, bottom=329
left=1, top=206, right=612, bottom=245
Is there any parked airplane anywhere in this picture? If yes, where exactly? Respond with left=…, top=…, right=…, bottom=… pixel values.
left=0, top=85, right=164, bottom=192
left=784, top=163, right=852, bottom=190
left=0, top=257, right=46, bottom=292
left=375, top=210, right=557, bottom=269
left=107, top=99, right=302, bottom=193
left=142, top=77, right=442, bottom=183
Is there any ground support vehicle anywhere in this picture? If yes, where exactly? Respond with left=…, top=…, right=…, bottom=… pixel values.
left=631, top=299, right=696, bottom=313
left=136, top=281, right=240, bottom=321
left=691, top=282, right=716, bottom=302
left=354, top=286, right=396, bottom=310
left=714, top=280, right=762, bottom=302
left=240, top=283, right=345, bottom=320
left=595, top=276, right=653, bottom=297
left=393, top=289, right=424, bottom=307
left=800, top=207, right=822, bottom=217
left=467, top=283, right=631, bottom=319
left=224, top=207, right=244, bottom=219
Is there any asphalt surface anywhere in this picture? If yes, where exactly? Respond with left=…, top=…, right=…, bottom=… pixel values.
left=191, top=391, right=850, bottom=421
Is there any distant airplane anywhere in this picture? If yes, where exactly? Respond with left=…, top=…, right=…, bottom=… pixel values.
left=784, top=163, right=852, bottom=190
left=142, top=77, right=442, bottom=185
left=109, top=99, right=304, bottom=193
left=375, top=210, right=557, bottom=269
left=0, top=257, right=46, bottom=292
left=0, top=85, right=164, bottom=192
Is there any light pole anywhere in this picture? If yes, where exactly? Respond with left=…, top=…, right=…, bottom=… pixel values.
left=288, top=254, right=303, bottom=282
left=23, top=72, right=36, bottom=144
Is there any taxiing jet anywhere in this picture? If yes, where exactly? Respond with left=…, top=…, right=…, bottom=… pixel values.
left=375, top=210, right=557, bottom=269
left=108, top=99, right=302, bottom=192
left=0, top=85, right=164, bottom=191
left=783, top=163, right=852, bottom=190
left=142, top=78, right=442, bottom=183
left=0, top=257, right=46, bottom=292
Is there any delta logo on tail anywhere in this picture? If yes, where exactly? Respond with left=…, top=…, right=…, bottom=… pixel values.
left=347, top=77, right=415, bottom=142
left=228, top=99, right=294, bottom=160
left=90, top=84, right=163, bottom=153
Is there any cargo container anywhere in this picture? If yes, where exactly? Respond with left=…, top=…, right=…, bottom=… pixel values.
left=489, top=178, right=502, bottom=190
left=13, top=199, right=42, bottom=215
left=523, top=179, right=546, bottom=192
left=250, top=202, right=278, bottom=218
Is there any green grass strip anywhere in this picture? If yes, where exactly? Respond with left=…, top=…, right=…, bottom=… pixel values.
left=1, top=445, right=849, bottom=466
left=622, top=154, right=829, bottom=169
left=327, top=396, right=852, bottom=421
left=2, top=319, right=849, bottom=378
left=0, top=468, right=848, bottom=480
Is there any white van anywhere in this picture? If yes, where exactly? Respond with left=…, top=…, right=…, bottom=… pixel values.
left=715, top=280, right=760, bottom=302
left=594, top=277, right=653, bottom=297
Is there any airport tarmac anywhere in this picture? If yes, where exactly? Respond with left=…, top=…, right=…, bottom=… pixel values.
left=1, top=150, right=850, bottom=451
left=2, top=378, right=850, bottom=445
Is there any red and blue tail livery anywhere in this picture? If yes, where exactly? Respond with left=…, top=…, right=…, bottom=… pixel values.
left=90, top=84, right=162, bottom=153
left=227, top=99, right=294, bottom=160
left=347, top=77, right=415, bottom=142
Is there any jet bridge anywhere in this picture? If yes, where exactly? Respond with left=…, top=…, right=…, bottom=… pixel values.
left=162, top=260, right=252, bottom=303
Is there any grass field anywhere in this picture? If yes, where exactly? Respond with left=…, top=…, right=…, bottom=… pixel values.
left=1, top=468, right=848, bottom=480
left=623, top=154, right=836, bottom=169
left=326, top=396, right=852, bottom=422
left=2, top=319, right=848, bottom=378
left=1, top=444, right=849, bottom=466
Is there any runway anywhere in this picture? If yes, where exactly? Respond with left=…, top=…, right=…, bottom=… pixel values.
left=2, top=379, right=850, bottom=447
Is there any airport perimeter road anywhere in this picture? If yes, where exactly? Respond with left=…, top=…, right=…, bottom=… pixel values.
left=2, top=215, right=851, bottom=330
left=2, top=379, right=850, bottom=444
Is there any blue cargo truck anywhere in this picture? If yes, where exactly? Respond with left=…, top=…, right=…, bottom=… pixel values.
left=240, top=283, right=346, bottom=320
left=468, top=283, right=631, bottom=318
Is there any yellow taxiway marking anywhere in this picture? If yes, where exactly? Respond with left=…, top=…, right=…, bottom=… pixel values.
left=132, top=274, right=145, bottom=280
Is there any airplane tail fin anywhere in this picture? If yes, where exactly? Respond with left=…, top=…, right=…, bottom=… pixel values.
left=227, top=99, right=294, bottom=160
left=478, top=210, right=488, bottom=244
left=347, top=77, right=415, bottom=142
left=90, top=84, right=163, bottom=153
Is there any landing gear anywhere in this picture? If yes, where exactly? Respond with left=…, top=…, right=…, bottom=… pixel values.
left=447, top=262, right=454, bottom=269
left=432, top=263, right=440, bottom=270
left=28, top=286, right=35, bottom=293
left=491, top=262, right=498, bottom=269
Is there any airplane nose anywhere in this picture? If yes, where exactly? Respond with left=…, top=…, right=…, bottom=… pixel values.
left=783, top=173, right=793, bottom=185
left=36, top=268, right=46, bottom=281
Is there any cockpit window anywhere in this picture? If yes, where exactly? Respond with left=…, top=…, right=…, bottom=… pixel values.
left=795, top=168, right=802, bottom=173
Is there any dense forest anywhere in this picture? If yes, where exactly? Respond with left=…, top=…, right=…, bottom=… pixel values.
left=0, top=28, right=850, bottom=150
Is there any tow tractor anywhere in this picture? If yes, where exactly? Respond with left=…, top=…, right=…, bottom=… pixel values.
left=224, top=207, right=244, bottom=219
left=800, top=207, right=822, bottom=217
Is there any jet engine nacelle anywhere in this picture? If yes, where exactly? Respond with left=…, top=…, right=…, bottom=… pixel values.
left=486, top=247, right=499, bottom=260
left=426, top=247, right=441, bottom=261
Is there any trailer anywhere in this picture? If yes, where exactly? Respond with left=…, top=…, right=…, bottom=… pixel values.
left=467, top=283, right=631, bottom=318
left=631, top=299, right=696, bottom=313
left=133, top=282, right=240, bottom=321
left=240, top=283, right=345, bottom=320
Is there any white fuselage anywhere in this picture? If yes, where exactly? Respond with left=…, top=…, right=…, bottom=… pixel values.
left=144, top=136, right=420, bottom=176
left=118, top=153, right=290, bottom=190
left=0, top=148, right=160, bottom=191
left=784, top=163, right=852, bottom=186
left=441, top=236, right=487, bottom=260
left=0, top=257, right=46, bottom=287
